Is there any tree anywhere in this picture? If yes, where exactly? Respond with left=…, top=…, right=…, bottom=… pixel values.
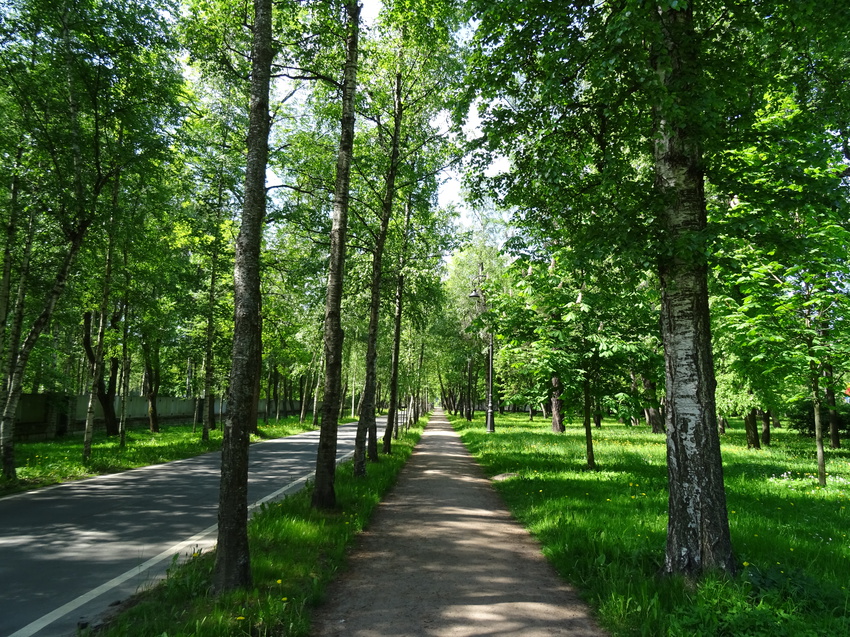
left=312, top=0, right=360, bottom=510
left=463, top=0, right=738, bottom=576
left=0, top=0, right=182, bottom=479
left=465, top=0, right=850, bottom=576
left=710, top=84, right=850, bottom=479
left=650, top=4, right=736, bottom=577
left=351, top=5, right=462, bottom=474
left=212, top=0, right=274, bottom=593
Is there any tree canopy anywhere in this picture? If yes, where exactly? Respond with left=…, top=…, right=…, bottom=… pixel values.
left=1, top=0, right=849, bottom=591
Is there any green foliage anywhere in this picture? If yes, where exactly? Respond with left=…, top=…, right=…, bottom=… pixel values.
left=668, top=568, right=849, bottom=637
left=450, top=412, right=850, bottom=637
left=785, top=400, right=850, bottom=438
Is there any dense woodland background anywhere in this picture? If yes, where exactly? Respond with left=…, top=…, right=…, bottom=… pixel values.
left=2, top=0, right=850, bottom=593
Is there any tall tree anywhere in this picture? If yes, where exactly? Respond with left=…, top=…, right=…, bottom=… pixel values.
left=0, top=0, right=182, bottom=479
left=213, top=0, right=274, bottom=592
left=651, top=4, right=734, bottom=576
left=312, top=0, right=360, bottom=510
left=465, top=0, right=850, bottom=576
left=352, top=6, right=462, bottom=474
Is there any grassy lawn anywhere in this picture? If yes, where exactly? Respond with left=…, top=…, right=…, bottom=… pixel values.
left=77, top=416, right=424, bottom=637
left=449, top=411, right=850, bottom=637
left=0, top=414, right=352, bottom=498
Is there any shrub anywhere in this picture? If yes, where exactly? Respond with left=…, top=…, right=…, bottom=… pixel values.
left=784, top=398, right=850, bottom=438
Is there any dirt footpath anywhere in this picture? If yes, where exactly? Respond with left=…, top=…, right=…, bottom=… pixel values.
left=310, top=409, right=608, bottom=636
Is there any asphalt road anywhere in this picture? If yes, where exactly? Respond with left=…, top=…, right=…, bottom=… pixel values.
left=0, top=421, right=369, bottom=637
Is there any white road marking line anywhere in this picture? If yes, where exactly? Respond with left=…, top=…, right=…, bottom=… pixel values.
left=7, top=453, right=345, bottom=637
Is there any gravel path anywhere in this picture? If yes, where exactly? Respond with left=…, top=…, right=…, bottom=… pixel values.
left=310, top=409, right=608, bottom=636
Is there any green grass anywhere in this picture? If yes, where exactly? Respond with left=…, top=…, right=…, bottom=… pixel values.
left=1, top=413, right=351, bottom=498
left=87, top=416, right=425, bottom=637
left=449, top=412, right=850, bottom=637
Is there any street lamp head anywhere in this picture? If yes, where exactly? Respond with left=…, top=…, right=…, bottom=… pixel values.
left=469, top=290, right=482, bottom=299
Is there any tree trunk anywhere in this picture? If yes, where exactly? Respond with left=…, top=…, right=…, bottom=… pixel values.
left=312, top=1, right=360, bottom=510
left=355, top=80, right=404, bottom=473
left=1, top=227, right=89, bottom=479
left=465, top=357, right=475, bottom=421
left=381, top=195, right=417, bottom=454
left=2, top=209, right=36, bottom=402
left=383, top=271, right=404, bottom=455
left=202, top=196, right=222, bottom=441
left=82, top=310, right=119, bottom=437
left=641, top=374, right=664, bottom=434
left=760, top=409, right=771, bottom=447
left=811, top=363, right=827, bottom=487
left=83, top=220, right=115, bottom=459
left=744, top=408, right=761, bottom=449
left=272, top=367, right=280, bottom=420
left=118, top=240, right=132, bottom=449
left=654, top=5, right=735, bottom=578
left=339, top=380, right=348, bottom=419
left=0, top=146, right=23, bottom=388
left=582, top=376, right=595, bottom=469
left=415, top=341, right=425, bottom=424
left=551, top=375, right=565, bottom=433
left=299, top=371, right=309, bottom=424
left=824, top=364, right=841, bottom=449
left=213, top=0, right=273, bottom=593
left=142, top=339, right=160, bottom=433
left=311, top=356, right=323, bottom=429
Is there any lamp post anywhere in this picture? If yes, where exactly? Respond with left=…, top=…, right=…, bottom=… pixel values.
left=470, top=265, right=495, bottom=434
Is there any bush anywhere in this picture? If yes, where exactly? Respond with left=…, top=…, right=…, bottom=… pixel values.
left=784, top=398, right=850, bottom=438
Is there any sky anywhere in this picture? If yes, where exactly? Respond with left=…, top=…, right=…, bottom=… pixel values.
left=360, top=0, right=382, bottom=27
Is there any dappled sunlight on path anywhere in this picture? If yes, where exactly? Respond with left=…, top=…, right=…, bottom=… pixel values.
left=311, top=410, right=606, bottom=636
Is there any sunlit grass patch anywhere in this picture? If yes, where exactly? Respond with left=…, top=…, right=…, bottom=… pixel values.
left=451, top=411, right=850, bottom=636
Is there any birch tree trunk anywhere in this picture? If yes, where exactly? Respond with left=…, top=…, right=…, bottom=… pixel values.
left=83, top=222, right=115, bottom=460
left=311, top=356, right=324, bottom=429
left=0, top=146, right=23, bottom=377
left=382, top=271, right=404, bottom=454
left=354, top=70, right=403, bottom=476
left=1, top=230, right=89, bottom=479
left=312, top=0, right=360, bottom=510
left=654, top=5, right=735, bottom=578
left=202, top=186, right=223, bottom=442
left=213, top=0, right=273, bottom=593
